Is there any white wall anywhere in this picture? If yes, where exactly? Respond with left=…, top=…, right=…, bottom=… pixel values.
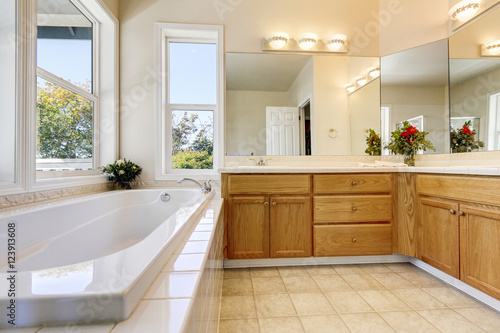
left=350, top=79, right=381, bottom=155
left=0, top=1, right=16, bottom=183
left=226, top=90, right=289, bottom=156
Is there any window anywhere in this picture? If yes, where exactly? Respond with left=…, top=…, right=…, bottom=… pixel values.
left=156, top=24, right=224, bottom=179
left=36, top=0, right=96, bottom=172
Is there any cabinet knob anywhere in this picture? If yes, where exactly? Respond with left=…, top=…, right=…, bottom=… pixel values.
left=352, top=181, right=358, bottom=186
left=449, top=209, right=456, bottom=215
left=352, top=238, right=358, bottom=243
left=264, top=202, right=269, bottom=207
left=459, top=211, right=465, bottom=216
left=272, top=202, right=277, bottom=207
left=352, top=207, right=358, bottom=212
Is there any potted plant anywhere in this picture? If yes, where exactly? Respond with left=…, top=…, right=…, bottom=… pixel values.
left=385, top=121, right=435, bottom=166
left=102, top=159, right=142, bottom=189
left=364, top=129, right=381, bottom=156
left=450, top=120, right=484, bottom=153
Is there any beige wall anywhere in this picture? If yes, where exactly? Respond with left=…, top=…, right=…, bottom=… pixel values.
left=101, top=0, right=119, bottom=18
left=226, top=90, right=289, bottom=156
left=379, top=0, right=449, bottom=56
left=349, top=79, right=381, bottom=155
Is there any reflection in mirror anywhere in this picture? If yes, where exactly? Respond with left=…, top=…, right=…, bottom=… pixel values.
left=449, top=6, right=500, bottom=153
left=380, top=39, right=450, bottom=154
left=225, top=53, right=380, bottom=156
left=0, top=0, right=16, bottom=183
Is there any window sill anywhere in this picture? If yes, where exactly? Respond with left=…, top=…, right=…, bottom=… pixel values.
left=31, top=174, right=109, bottom=192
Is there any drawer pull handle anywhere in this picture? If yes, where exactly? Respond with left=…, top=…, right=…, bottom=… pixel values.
left=459, top=211, right=465, bottom=216
left=352, top=238, right=358, bottom=243
left=352, top=181, right=358, bottom=186
left=352, top=207, right=358, bottom=212
left=449, top=209, right=456, bottom=215
left=272, top=202, right=277, bottom=207
left=264, top=202, right=269, bottom=207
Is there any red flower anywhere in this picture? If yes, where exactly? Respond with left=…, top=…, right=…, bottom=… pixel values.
left=400, top=126, right=419, bottom=138
left=462, top=126, right=472, bottom=135
left=370, top=137, right=374, bottom=143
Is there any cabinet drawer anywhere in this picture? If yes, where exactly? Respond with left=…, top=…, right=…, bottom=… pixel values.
left=313, top=174, right=392, bottom=194
left=314, top=195, right=391, bottom=223
left=228, top=175, right=310, bottom=195
left=314, top=224, right=392, bottom=256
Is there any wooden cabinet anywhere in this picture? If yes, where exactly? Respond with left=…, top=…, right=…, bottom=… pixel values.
left=228, top=197, right=269, bottom=259
left=418, top=198, right=460, bottom=278
left=460, top=204, right=500, bottom=300
left=270, top=197, right=312, bottom=258
left=224, top=174, right=312, bottom=259
left=312, top=174, right=393, bottom=257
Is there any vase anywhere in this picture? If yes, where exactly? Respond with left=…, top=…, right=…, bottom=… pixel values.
left=120, top=182, right=132, bottom=189
left=404, top=153, right=415, bottom=166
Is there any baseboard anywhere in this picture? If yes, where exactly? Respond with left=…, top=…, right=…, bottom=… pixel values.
left=410, top=258, right=500, bottom=312
left=223, top=254, right=411, bottom=268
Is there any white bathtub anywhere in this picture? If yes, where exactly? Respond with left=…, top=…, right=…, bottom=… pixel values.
left=0, top=189, right=212, bottom=328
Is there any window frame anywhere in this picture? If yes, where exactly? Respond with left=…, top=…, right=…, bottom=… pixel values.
left=155, top=23, right=224, bottom=180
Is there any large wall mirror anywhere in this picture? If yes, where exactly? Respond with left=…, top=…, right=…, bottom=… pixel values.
left=225, top=53, right=380, bottom=156
left=449, top=6, right=500, bottom=153
left=380, top=39, right=450, bottom=155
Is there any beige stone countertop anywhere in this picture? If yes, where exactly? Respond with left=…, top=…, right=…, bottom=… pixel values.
left=218, top=166, right=500, bottom=176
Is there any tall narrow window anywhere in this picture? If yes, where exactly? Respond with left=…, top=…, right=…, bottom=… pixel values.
left=156, top=24, right=223, bottom=179
left=36, top=0, right=96, bottom=172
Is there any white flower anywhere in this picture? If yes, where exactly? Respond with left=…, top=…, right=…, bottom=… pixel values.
left=119, top=170, right=125, bottom=175
left=116, top=159, right=125, bottom=165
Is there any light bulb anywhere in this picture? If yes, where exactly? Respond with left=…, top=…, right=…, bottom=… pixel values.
left=449, top=0, right=481, bottom=22
left=356, top=76, right=367, bottom=86
left=485, top=40, right=500, bottom=55
left=345, top=84, right=355, bottom=93
left=368, top=66, right=380, bottom=78
left=267, top=32, right=289, bottom=49
left=298, top=33, right=318, bottom=50
left=325, top=34, right=346, bottom=51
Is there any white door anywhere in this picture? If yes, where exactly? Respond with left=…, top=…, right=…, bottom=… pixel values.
left=266, top=107, right=300, bottom=155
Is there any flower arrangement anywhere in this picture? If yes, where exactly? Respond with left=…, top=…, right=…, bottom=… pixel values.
left=101, top=159, right=142, bottom=189
left=364, top=129, right=381, bottom=156
left=385, top=121, right=435, bottom=166
left=450, top=120, right=484, bottom=153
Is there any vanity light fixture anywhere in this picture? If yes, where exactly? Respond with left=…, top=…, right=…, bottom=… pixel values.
left=482, top=39, right=500, bottom=56
left=325, top=34, right=347, bottom=51
left=368, top=66, right=381, bottom=78
left=448, top=0, right=481, bottom=22
left=345, top=83, right=356, bottom=93
left=298, top=33, right=318, bottom=50
left=355, top=76, right=368, bottom=86
left=266, top=32, right=289, bottom=49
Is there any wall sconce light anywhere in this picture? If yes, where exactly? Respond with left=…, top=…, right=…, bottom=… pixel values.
left=345, top=84, right=356, bottom=93
left=355, top=76, right=368, bottom=86
left=448, top=0, right=481, bottom=22
left=481, top=39, right=500, bottom=56
left=298, top=33, right=318, bottom=50
left=324, top=34, right=347, bottom=52
left=266, top=32, right=289, bottom=49
left=368, top=66, right=380, bottom=78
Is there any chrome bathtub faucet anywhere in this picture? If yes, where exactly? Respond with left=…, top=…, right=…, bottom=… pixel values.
left=177, top=178, right=212, bottom=194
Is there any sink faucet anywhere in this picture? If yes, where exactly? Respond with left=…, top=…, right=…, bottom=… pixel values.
left=177, top=178, right=212, bottom=194
left=250, top=157, right=271, bottom=166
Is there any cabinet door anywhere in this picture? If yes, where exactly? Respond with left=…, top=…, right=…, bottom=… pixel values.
left=270, top=196, right=312, bottom=258
left=228, top=196, right=269, bottom=259
left=460, top=205, right=500, bottom=300
left=418, top=198, right=460, bottom=278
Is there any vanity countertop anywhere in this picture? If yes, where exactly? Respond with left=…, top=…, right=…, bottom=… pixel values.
left=219, top=166, right=500, bottom=176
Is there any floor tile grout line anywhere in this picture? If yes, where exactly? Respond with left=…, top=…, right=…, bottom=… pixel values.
left=448, top=307, right=489, bottom=332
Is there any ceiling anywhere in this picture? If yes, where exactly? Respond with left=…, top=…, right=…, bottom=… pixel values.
left=450, top=59, right=500, bottom=85
left=226, top=53, right=311, bottom=92
left=381, top=39, right=450, bottom=86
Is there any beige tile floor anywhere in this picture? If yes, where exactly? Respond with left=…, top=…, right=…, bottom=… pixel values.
left=219, top=263, right=500, bottom=333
